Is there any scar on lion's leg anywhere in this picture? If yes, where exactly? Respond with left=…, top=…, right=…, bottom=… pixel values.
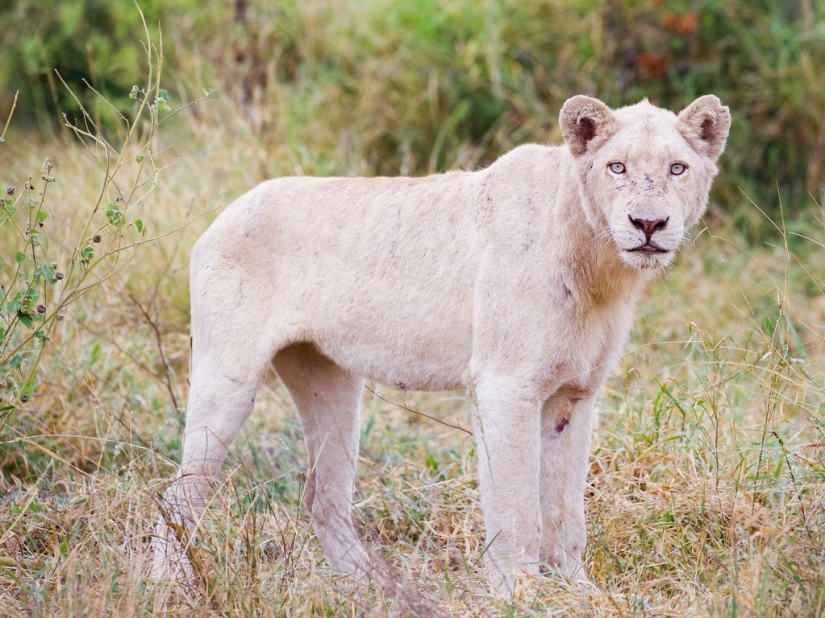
left=555, top=398, right=582, bottom=433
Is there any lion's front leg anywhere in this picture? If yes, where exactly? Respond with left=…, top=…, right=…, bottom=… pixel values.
left=471, top=373, right=543, bottom=596
left=538, top=392, right=596, bottom=581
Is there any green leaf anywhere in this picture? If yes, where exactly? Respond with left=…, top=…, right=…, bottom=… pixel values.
left=14, top=251, right=25, bottom=264
left=18, top=313, right=33, bottom=328
left=40, top=264, right=56, bottom=284
left=34, top=330, right=48, bottom=341
left=9, top=355, right=22, bottom=369
left=80, top=246, right=94, bottom=265
left=135, top=219, right=144, bottom=234
left=106, top=202, right=125, bottom=227
left=155, top=89, right=171, bottom=113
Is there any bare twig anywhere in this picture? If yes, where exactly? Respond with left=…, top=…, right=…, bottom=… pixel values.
left=364, top=385, right=472, bottom=436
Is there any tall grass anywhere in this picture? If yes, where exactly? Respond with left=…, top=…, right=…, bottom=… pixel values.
left=2, top=2, right=825, bottom=616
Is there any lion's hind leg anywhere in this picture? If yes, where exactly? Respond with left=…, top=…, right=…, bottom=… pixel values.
left=273, top=343, right=369, bottom=577
left=151, top=263, right=281, bottom=583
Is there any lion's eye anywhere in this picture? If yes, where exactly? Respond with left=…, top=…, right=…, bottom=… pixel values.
left=670, top=162, right=686, bottom=175
left=609, top=162, right=626, bottom=174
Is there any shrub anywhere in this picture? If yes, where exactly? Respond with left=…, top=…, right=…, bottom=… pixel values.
left=177, top=0, right=825, bottom=232
left=0, top=17, right=211, bottom=474
left=5, top=1, right=824, bottom=228
left=0, top=0, right=195, bottom=128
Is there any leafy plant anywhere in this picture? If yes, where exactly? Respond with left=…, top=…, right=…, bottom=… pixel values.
left=0, top=12, right=212, bottom=437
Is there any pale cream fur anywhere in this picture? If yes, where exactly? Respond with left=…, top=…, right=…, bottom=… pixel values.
left=151, top=95, right=730, bottom=595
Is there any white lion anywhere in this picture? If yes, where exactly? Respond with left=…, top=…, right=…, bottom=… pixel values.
left=151, top=95, right=730, bottom=594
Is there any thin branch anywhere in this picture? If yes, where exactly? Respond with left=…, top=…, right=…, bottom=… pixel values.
left=364, top=385, right=472, bottom=436
left=127, top=293, right=182, bottom=415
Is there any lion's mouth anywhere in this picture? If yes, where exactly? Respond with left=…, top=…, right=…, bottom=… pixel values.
left=628, top=243, right=669, bottom=254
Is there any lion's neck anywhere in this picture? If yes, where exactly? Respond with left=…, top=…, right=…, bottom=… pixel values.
left=551, top=157, right=652, bottom=308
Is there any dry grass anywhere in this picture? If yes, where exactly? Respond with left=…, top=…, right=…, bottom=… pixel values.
left=2, top=92, right=825, bottom=617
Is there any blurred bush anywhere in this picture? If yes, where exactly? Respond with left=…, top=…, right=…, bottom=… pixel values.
left=2, top=0, right=824, bottom=231
left=0, top=0, right=193, bottom=127
left=600, top=0, right=825, bottom=232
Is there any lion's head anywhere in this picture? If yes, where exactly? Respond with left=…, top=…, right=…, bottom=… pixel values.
left=560, top=95, right=730, bottom=270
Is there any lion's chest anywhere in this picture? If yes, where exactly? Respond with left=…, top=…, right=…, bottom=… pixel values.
left=539, top=298, right=635, bottom=398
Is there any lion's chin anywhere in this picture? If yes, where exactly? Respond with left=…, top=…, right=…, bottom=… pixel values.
left=620, top=249, right=675, bottom=270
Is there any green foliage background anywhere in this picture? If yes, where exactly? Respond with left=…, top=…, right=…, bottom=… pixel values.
left=0, top=0, right=825, bottom=231
left=3, top=0, right=824, bottom=233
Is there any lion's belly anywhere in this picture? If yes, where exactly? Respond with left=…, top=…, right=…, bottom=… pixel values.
left=312, top=283, right=475, bottom=392
left=330, top=341, right=471, bottom=392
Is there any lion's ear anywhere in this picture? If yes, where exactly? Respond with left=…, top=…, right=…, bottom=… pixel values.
left=677, top=95, right=730, bottom=161
left=560, top=95, right=615, bottom=156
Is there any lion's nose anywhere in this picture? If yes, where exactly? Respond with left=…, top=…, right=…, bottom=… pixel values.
left=629, top=215, right=669, bottom=241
